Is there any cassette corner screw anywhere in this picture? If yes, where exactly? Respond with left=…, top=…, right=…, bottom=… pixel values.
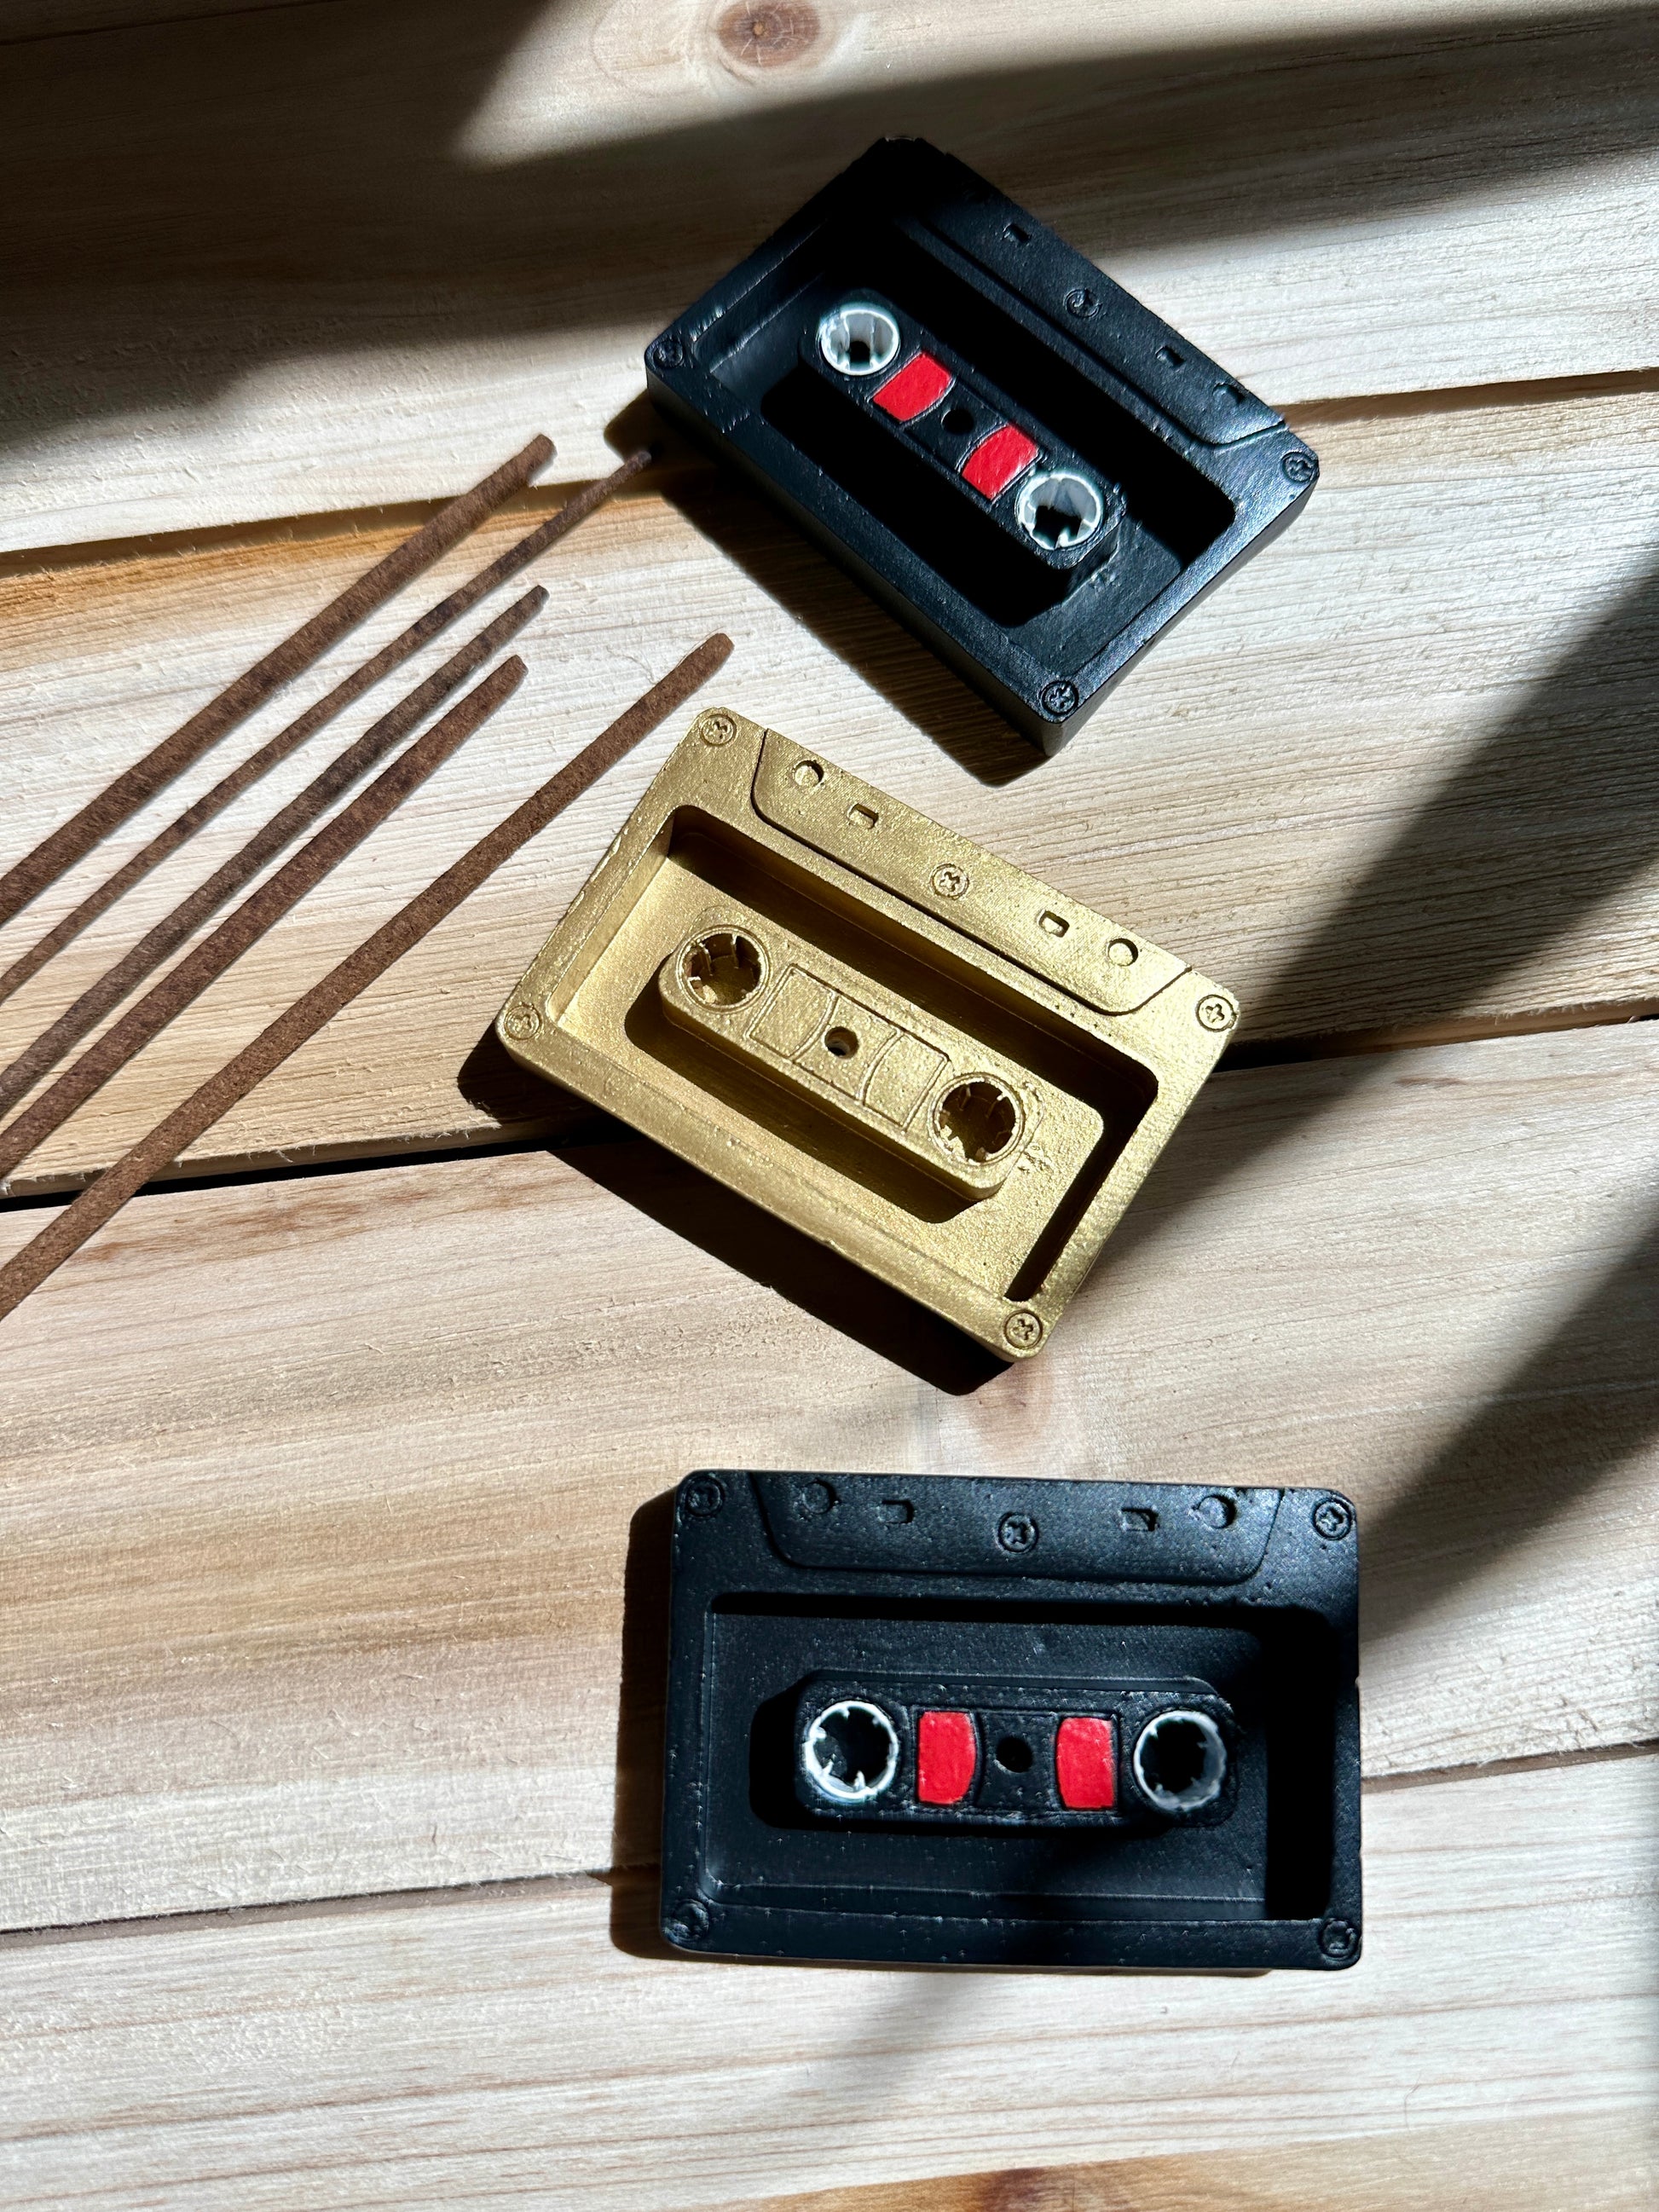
left=665, top=1897, right=711, bottom=1946
left=1040, top=679, right=1079, bottom=719
left=697, top=710, right=737, bottom=747
left=1196, top=994, right=1237, bottom=1032
left=1282, top=450, right=1318, bottom=485
left=1312, top=1495, right=1355, bottom=1542
left=683, top=1476, right=726, bottom=1518
left=932, top=863, right=970, bottom=898
left=1003, top=1310, right=1043, bottom=1351
left=650, top=333, right=686, bottom=373
left=1318, top=1915, right=1360, bottom=1962
left=501, top=1001, right=541, bottom=1041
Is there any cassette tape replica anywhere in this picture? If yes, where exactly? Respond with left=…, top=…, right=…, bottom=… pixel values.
left=660, top=1471, right=1361, bottom=1972
left=496, top=709, right=1238, bottom=1360
left=645, top=138, right=1318, bottom=750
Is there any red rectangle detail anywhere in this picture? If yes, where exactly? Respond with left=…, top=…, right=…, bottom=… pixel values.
left=916, top=1710, right=977, bottom=1804
left=1055, top=1715, right=1116, bottom=1809
left=872, top=352, right=954, bottom=423
left=961, top=424, right=1038, bottom=498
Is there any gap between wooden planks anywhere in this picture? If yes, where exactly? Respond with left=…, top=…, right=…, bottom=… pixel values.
left=0, top=1750, right=1652, bottom=2211
left=0, top=1021, right=1653, bottom=1930
left=0, top=382, right=1655, bottom=1194
left=1, top=0, right=1656, bottom=542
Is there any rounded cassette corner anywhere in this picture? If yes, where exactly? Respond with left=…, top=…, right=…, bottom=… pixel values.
left=658, top=1889, right=715, bottom=1955
left=1316, top=1915, right=1363, bottom=1971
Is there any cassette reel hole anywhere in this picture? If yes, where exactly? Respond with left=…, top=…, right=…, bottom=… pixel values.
left=681, top=929, right=765, bottom=1009
left=1016, top=470, right=1104, bottom=550
left=1133, top=1710, right=1227, bottom=1815
left=934, top=1078, right=1020, bottom=1165
left=803, top=1699, right=899, bottom=1804
left=817, top=302, right=900, bottom=378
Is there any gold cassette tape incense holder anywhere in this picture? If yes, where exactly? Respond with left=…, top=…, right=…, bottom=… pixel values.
left=498, top=710, right=1237, bottom=1359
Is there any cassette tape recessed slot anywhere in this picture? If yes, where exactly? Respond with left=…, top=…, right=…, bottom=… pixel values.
left=596, top=814, right=1154, bottom=1249
left=703, top=1603, right=1335, bottom=1925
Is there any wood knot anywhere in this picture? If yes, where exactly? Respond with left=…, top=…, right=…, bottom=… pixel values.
left=717, top=2, right=819, bottom=67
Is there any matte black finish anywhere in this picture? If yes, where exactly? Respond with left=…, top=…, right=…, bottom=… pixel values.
left=645, top=140, right=1319, bottom=752
left=661, top=1471, right=1361, bottom=1971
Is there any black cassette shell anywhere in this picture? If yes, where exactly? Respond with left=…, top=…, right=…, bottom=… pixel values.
left=660, top=1471, right=1361, bottom=1972
left=645, top=139, right=1319, bottom=753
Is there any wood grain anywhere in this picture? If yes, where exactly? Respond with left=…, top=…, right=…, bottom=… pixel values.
left=0, top=1752, right=1652, bottom=2210
left=2, top=0, right=1656, bottom=544
left=0, top=1022, right=1652, bottom=1928
left=2, top=387, right=1656, bottom=1193
left=727, top=2113, right=1657, bottom=2212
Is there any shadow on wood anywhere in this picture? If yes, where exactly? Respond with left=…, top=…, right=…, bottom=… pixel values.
left=549, top=1129, right=1005, bottom=1395
left=3, top=2, right=1656, bottom=454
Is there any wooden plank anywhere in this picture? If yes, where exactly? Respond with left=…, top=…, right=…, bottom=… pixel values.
left=2, top=0, right=1656, bottom=545
left=0, top=1022, right=1653, bottom=1929
left=0, top=0, right=1630, bottom=55
left=1, top=1753, right=1652, bottom=2210
left=725, top=2112, right=1656, bottom=2212
left=1, top=388, right=1656, bottom=1192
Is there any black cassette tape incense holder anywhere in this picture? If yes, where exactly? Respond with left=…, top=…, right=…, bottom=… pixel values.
left=645, top=138, right=1318, bottom=751
left=661, top=1472, right=1361, bottom=1972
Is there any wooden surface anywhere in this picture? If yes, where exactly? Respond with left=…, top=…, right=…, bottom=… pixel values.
left=2, top=1753, right=1654, bottom=2209
left=3, top=0, right=1657, bottom=543
left=2, top=1022, right=1655, bottom=1928
left=4, top=384, right=1657, bottom=1193
left=1, top=0, right=1656, bottom=2204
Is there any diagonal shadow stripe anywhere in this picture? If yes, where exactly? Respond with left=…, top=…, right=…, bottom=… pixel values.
left=0, top=2, right=1654, bottom=453
left=1362, top=1204, right=1659, bottom=1649
left=1099, top=552, right=1659, bottom=1284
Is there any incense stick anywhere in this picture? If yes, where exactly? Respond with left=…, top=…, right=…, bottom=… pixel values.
left=0, top=448, right=651, bottom=1008
left=0, top=656, right=526, bottom=1187
left=0, top=589, right=546, bottom=1123
left=0, top=635, right=731, bottom=1322
left=0, top=434, right=553, bottom=930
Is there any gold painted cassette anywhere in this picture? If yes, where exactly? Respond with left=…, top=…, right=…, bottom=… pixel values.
left=497, top=708, right=1237, bottom=1359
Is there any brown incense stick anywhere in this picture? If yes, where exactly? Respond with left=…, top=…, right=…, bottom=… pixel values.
left=0, top=448, right=651, bottom=1008
left=0, top=434, right=553, bottom=932
left=0, top=656, right=526, bottom=1187
left=0, top=589, right=546, bottom=1123
left=0, top=634, right=732, bottom=1323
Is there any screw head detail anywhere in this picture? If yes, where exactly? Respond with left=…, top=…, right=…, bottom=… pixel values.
left=1003, top=1310, right=1043, bottom=1351
left=664, top=1897, right=711, bottom=1946
left=1196, top=994, right=1237, bottom=1032
left=1312, top=1495, right=1355, bottom=1542
left=1282, top=450, right=1318, bottom=485
left=697, top=710, right=737, bottom=746
left=998, top=1510, right=1040, bottom=1553
left=650, top=333, right=686, bottom=372
left=932, top=863, right=970, bottom=898
left=1064, top=286, right=1100, bottom=318
left=683, top=1476, right=726, bottom=1518
left=1318, top=1915, right=1360, bottom=1962
left=1040, top=679, right=1079, bottom=719
left=501, top=1002, right=541, bottom=1040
